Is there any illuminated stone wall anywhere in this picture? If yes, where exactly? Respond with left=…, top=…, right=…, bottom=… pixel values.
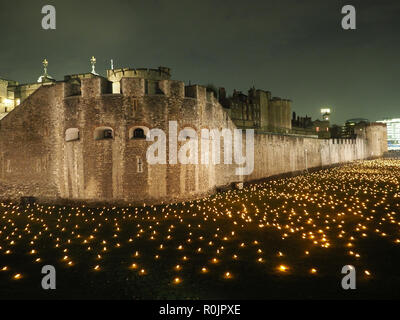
left=0, top=77, right=388, bottom=205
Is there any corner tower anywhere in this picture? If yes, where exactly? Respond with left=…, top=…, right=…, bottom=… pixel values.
left=106, top=66, right=171, bottom=94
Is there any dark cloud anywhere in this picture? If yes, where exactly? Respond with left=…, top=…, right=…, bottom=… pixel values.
left=0, top=0, right=399, bottom=124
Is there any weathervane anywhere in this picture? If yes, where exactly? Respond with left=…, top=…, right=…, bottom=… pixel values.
left=43, top=59, right=49, bottom=76
left=90, top=56, right=98, bottom=75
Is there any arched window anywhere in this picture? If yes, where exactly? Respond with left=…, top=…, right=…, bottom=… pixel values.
left=129, top=126, right=149, bottom=140
left=134, top=128, right=146, bottom=139
left=94, top=127, right=114, bottom=140
left=65, top=128, right=80, bottom=142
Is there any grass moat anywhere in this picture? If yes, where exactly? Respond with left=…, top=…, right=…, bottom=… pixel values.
left=1, top=159, right=400, bottom=300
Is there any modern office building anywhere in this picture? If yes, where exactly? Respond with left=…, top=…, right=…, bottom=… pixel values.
left=377, top=118, right=400, bottom=150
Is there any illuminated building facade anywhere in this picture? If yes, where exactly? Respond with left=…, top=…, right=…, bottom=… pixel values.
left=377, top=118, right=400, bottom=150
left=0, top=60, right=55, bottom=120
left=321, top=108, right=331, bottom=121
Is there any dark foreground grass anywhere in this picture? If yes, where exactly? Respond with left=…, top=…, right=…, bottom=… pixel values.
left=0, top=159, right=400, bottom=299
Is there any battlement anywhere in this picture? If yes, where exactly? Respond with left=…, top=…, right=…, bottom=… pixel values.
left=62, top=77, right=217, bottom=105
left=64, top=73, right=100, bottom=83
left=81, top=76, right=112, bottom=97
left=0, top=78, right=19, bottom=88
left=255, top=89, right=272, bottom=101
left=185, top=85, right=206, bottom=99
left=159, top=80, right=185, bottom=97
left=271, top=97, right=292, bottom=103
left=107, top=66, right=172, bottom=83
left=366, top=122, right=387, bottom=128
left=120, top=78, right=145, bottom=97
left=119, top=78, right=186, bottom=98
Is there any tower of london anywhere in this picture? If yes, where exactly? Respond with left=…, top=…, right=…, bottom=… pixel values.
left=0, top=59, right=387, bottom=205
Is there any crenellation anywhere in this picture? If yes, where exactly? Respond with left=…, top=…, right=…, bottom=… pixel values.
left=184, top=85, right=198, bottom=99
left=81, top=77, right=110, bottom=97
left=158, top=80, right=185, bottom=98
left=206, top=90, right=215, bottom=103
left=196, top=86, right=207, bottom=102
left=170, top=81, right=185, bottom=98
left=63, top=82, right=82, bottom=98
left=120, top=77, right=145, bottom=97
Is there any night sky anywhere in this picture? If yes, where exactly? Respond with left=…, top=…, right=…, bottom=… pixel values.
left=0, top=0, right=399, bottom=124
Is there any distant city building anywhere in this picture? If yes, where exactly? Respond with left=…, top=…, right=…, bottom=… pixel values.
left=220, top=88, right=292, bottom=134
left=321, top=108, right=331, bottom=121
left=313, top=119, right=330, bottom=139
left=341, top=118, right=370, bottom=139
left=317, top=107, right=332, bottom=139
left=291, top=111, right=330, bottom=138
left=377, top=118, right=400, bottom=150
left=291, top=112, right=315, bottom=136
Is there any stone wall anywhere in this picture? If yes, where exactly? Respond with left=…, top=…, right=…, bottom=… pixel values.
left=0, top=84, right=62, bottom=200
left=0, top=77, right=388, bottom=205
left=365, top=123, right=388, bottom=158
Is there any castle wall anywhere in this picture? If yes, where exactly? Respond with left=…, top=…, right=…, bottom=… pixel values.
left=16, top=83, right=43, bottom=102
left=365, top=123, right=388, bottom=157
left=242, top=135, right=366, bottom=183
left=0, top=84, right=62, bottom=200
left=0, top=78, right=388, bottom=205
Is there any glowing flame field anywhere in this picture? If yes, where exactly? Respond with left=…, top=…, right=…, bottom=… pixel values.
left=1, top=159, right=400, bottom=299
